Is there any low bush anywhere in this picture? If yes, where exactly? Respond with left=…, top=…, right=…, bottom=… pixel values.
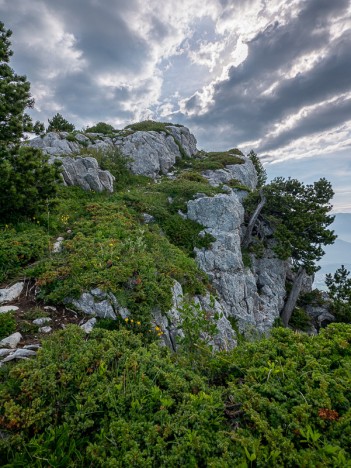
left=1, top=324, right=350, bottom=466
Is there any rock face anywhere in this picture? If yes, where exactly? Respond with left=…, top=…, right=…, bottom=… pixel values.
left=116, top=131, right=181, bottom=178
left=187, top=159, right=289, bottom=333
left=52, top=156, right=115, bottom=192
left=28, top=125, right=198, bottom=182
left=0, top=283, right=24, bottom=304
left=203, top=157, right=258, bottom=190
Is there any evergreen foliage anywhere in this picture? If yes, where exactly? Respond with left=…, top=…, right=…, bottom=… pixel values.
left=0, top=21, right=62, bottom=222
left=326, top=265, right=351, bottom=323
left=0, top=324, right=350, bottom=466
left=0, top=22, right=33, bottom=145
left=85, top=122, right=115, bottom=134
left=247, top=149, right=267, bottom=187
left=47, top=113, right=75, bottom=132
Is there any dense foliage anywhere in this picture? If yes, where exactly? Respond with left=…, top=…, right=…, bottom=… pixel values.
left=47, top=113, right=75, bottom=132
left=85, top=122, right=115, bottom=134
left=0, top=22, right=33, bottom=145
left=0, top=324, right=350, bottom=466
left=326, top=265, right=351, bottom=323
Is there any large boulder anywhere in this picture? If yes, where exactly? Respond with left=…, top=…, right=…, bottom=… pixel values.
left=51, top=156, right=115, bottom=192
left=186, top=180, right=289, bottom=333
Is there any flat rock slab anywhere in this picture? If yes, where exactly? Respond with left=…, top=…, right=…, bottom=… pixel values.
left=0, top=282, right=24, bottom=304
left=0, top=305, right=19, bottom=313
left=0, top=332, right=22, bottom=349
left=33, top=317, right=52, bottom=326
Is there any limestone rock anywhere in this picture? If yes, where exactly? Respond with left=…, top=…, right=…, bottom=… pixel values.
left=39, top=326, right=52, bottom=333
left=0, top=332, right=22, bottom=349
left=116, top=131, right=182, bottom=178
left=33, top=317, right=52, bottom=326
left=203, top=157, right=258, bottom=190
left=68, top=288, right=129, bottom=320
left=52, top=237, right=64, bottom=253
left=0, top=305, right=19, bottom=313
left=51, top=156, right=115, bottom=192
left=80, top=317, right=97, bottom=333
left=0, top=282, right=24, bottom=304
left=2, top=348, right=36, bottom=362
left=165, top=125, right=198, bottom=157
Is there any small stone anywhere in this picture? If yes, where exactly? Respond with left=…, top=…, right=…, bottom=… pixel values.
left=39, top=326, right=52, bottom=333
left=2, top=348, right=36, bottom=362
left=44, top=305, right=57, bottom=312
left=80, top=317, right=96, bottom=333
left=0, top=282, right=24, bottom=304
left=141, top=213, right=155, bottom=224
left=0, top=332, right=22, bottom=349
left=23, top=344, right=41, bottom=350
left=33, top=317, right=52, bottom=326
left=0, top=305, right=19, bottom=313
left=53, top=237, right=64, bottom=253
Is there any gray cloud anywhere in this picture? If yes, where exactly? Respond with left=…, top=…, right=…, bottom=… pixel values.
left=183, top=0, right=351, bottom=149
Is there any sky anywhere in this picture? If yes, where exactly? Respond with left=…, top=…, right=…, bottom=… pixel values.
left=1, top=0, right=350, bottom=212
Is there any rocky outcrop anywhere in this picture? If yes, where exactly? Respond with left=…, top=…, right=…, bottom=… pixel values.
left=67, top=288, right=129, bottom=320
left=53, top=156, right=115, bottom=192
left=187, top=159, right=288, bottom=334
left=203, top=157, right=258, bottom=190
left=0, top=282, right=24, bottom=304
left=28, top=125, right=198, bottom=180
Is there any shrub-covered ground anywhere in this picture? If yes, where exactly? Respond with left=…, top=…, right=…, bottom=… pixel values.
left=1, top=147, right=350, bottom=466
left=0, top=324, right=350, bottom=466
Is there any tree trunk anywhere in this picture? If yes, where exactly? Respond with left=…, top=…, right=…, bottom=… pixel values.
left=281, top=266, right=305, bottom=327
left=242, top=189, right=266, bottom=249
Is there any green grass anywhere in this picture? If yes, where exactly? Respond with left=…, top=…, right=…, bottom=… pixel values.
left=125, top=120, right=183, bottom=133
left=176, top=150, right=245, bottom=172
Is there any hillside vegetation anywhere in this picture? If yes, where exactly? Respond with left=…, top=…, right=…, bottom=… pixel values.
left=1, top=20, right=351, bottom=466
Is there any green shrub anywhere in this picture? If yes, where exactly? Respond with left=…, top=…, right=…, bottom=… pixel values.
left=85, top=122, right=116, bottom=134
left=27, top=201, right=207, bottom=319
left=0, top=326, right=234, bottom=466
left=1, top=323, right=351, bottom=466
left=125, top=120, right=182, bottom=133
left=289, top=306, right=312, bottom=331
left=47, top=113, right=75, bottom=132
left=177, top=150, right=245, bottom=172
left=0, top=312, right=16, bottom=339
left=0, top=146, right=62, bottom=222
left=0, top=224, right=50, bottom=283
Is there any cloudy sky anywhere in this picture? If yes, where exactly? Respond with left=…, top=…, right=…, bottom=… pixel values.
left=1, top=0, right=350, bottom=211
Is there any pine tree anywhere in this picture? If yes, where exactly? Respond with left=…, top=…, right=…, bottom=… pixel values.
left=244, top=177, right=336, bottom=326
left=47, top=113, right=75, bottom=132
left=0, top=22, right=61, bottom=221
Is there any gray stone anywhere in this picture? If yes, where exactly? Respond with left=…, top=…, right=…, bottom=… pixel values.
left=24, top=344, right=41, bottom=350
left=0, top=349, right=13, bottom=357
left=187, top=193, right=245, bottom=232
left=44, top=306, right=57, bottom=312
left=141, top=213, right=155, bottom=224
left=203, top=157, right=258, bottom=190
left=2, top=348, right=36, bottom=363
left=0, top=305, right=19, bottom=313
left=0, top=282, right=24, bottom=304
left=53, top=237, right=64, bottom=253
left=33, top=317, right=52, bottom=326
left=74, top=288, right=128, bottom=319
left=80, top=317, right=97, bottom=333
left=39, top=326, right=52, bottom=333
left=51, top=156, right=115, bottom=192
left=117, top=131, right=182, bottom=178
left=165, top=125, right=198, bottom=157
left=0, top=332, right=22, bottom=349
left=186, top=189, right=289, bottom=334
